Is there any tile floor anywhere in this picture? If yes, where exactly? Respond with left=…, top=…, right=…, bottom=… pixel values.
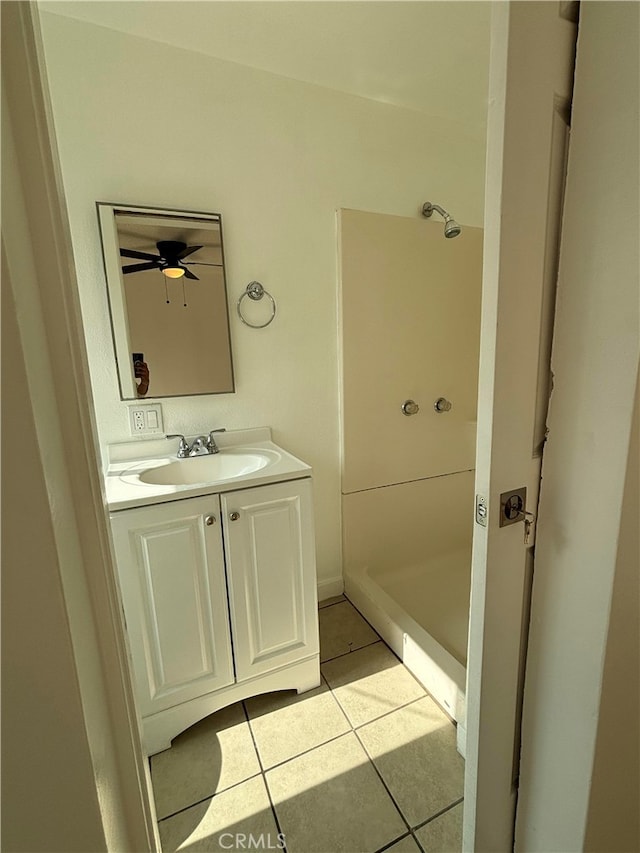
left=151, top=597, right=464, bottom=853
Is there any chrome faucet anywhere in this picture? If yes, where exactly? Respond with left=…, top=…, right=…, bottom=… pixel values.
left=188, top=436, right=210, bottom=457
left=166, top=429, right=226, bottom=458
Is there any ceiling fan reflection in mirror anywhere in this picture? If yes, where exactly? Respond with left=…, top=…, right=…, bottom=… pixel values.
left=120, top=240, right=222, bottom=280
left=120, top=240, right=223, bottom=306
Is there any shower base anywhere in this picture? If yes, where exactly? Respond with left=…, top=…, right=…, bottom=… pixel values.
left=344, top=547, right=471, bottom=756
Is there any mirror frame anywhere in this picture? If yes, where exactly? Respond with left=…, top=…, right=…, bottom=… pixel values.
left=96, top=201, right=236, bottom=400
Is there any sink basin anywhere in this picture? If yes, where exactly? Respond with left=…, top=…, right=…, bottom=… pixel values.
left=106, top=428, right=313, bottom=510
left=139, top=449, right=277, bottom=486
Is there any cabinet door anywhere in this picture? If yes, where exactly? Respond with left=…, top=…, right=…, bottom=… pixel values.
left=110, top=496, right=234, bottom=716
left=221, top=479, right=319, bottom=681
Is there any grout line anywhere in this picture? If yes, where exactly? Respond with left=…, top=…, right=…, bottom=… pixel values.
left=242, top=701, right=290, bottom=853
left=156, top=771, right=263, bottom=823
left=322, top=674, right=355, bottom=730
left=411, top=828, right=427, bottom=853
left=320, top=638, right=382, bottom=665
left=411, top=796, right=464, bottom=833
left=352, top=726, right=411, bottom=835
left=352, top=695, right=428, bottom=732
left=320, top=613, right=431, bottom=731
left=323, top=660, right=428, bottom=733
left=253, top=690, right=428, bottom=776
left=241, top=678, right=355, bottom=775
left=241, top=699, right=263, bottom=771
left=260, top=729, right=355, bottom=774
left=374, top=831, right=412, bottom=853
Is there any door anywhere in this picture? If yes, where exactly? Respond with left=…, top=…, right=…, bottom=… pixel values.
left=221, top=479, right=319, bottom=681
left=515, top=5, right=639, bottom=850
left=110, top=495, right=234, bottom=716
left=464, top=3, right=577, bottom=850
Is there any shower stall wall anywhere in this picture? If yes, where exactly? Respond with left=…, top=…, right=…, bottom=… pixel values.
left=339, top=208, right=483, bottom=747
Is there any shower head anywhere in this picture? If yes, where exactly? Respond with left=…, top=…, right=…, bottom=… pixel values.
left=421, top=202, right=462, bottom=238
left=444, top=217, right=461, bottom=239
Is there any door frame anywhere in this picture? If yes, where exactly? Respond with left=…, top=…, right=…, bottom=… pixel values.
left=463, top=3, right=576, bottom=850
left=2, top=3, right=159, bottom=849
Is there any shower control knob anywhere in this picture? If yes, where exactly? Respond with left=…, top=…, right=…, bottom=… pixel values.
left=229, top=512, right=240, bottom=522
left=402, top=399, right=420, bottom=416
left=434, top=397, right=452, bottom=413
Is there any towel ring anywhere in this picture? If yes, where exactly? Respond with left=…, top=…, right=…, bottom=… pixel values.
left=237, top=281, right=276, bottom=328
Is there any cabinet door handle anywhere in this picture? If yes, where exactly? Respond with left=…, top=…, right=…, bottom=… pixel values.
left=229, top=512, right=240, bottom=522
left=204, top=515, right=216, bottom=526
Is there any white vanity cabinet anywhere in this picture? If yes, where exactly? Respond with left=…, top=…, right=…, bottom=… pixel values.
left=221, top=481, right=318, bottom=681
left=110, top=494, right=235, bottom=718
left=110, top=477, right=319, bottom=755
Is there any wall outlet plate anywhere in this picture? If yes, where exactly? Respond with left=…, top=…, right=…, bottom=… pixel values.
left=127, top=403, right=163, bottom=436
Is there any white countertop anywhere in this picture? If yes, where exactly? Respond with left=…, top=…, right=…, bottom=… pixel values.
left=105, top=427, right=312, bottom=512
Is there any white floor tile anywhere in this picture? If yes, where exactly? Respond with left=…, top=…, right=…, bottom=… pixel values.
left=322, top=642, right=426, bottom=727
left=319, top=600, right=379, bottom=662
left=415, top=802, right=463, bottom=852
left=266, top=733, right=406, bottom=853
left=158, top=776, right=279, bottom=853
left=151, top=703, right=260, bottom=820
left=245, top=682, right=351, bottom=769
left=358, top=697, right=464, bottom=827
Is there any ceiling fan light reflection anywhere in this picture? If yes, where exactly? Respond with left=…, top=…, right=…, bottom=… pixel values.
left=162, top=266, right=185, bottom=279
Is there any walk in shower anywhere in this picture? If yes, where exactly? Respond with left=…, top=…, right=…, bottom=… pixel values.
left=339, top=207, right=483, bottom=751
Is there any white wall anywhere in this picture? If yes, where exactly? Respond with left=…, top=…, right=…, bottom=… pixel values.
left=585, top=374, right=639, bottom=852
left=516, top=3, right=639, bottom=850
left=39, top=11, right=486, bottom=588
left=339, top=208, right=482, bottom=641
left=340, top=209, right=482, bottom=493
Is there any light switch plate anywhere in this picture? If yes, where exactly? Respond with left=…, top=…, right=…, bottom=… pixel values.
left=127, top=403, right=163, bottom=436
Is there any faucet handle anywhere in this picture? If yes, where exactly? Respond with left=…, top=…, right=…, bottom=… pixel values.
left=167, top=434, right=190, bottom=458
left=206, top=428, right=226, bottom=454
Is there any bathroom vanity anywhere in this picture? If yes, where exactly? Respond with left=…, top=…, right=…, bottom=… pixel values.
left=106, top=428, right=320, bottom=755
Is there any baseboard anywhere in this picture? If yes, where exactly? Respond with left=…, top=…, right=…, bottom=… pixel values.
left=317, top=575, right=344, bottom=601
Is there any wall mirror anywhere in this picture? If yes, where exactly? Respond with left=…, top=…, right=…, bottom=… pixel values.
left=97, top=203, right=235, bottom=399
